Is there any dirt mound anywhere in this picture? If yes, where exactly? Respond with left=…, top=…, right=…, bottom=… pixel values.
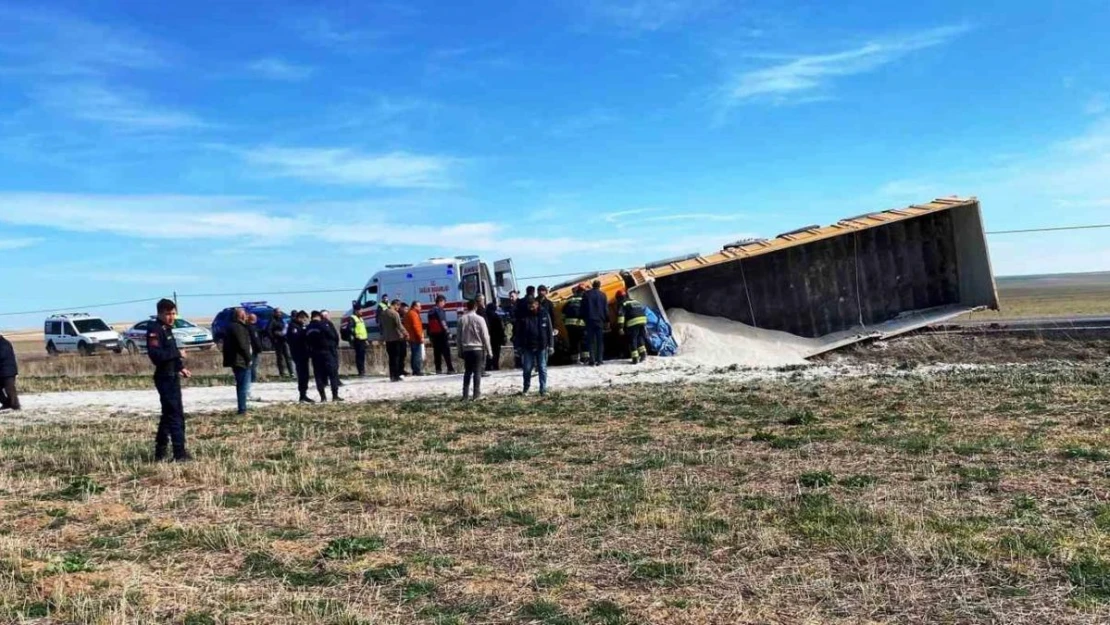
left=667, top=309, right=815, bottom=368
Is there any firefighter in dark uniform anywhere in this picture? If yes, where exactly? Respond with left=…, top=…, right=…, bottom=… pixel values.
left=561, top=284, right=587, bottom=364
left=148, top=298, right=192, bottom=461
left=616, top=290, right=649, bottom=364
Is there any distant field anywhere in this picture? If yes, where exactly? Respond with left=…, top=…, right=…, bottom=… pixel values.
left=969, top=272, right=1110, bottom=319
left=3, top=366, right=1110, bottom=623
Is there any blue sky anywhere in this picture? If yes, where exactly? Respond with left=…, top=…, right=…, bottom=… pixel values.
left=1, top=0, right=1109, bottom=329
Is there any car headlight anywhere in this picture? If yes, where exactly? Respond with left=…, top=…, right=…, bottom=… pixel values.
left=89, top=336, right=99, bottom=342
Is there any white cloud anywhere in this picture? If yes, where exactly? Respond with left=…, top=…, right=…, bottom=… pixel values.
left=243, top=147, right=456, bottom=188
left=247, top=57, right=314, bottom=81
left=0, top=237, right=43, bottom=250
left=36, top=83, right=207, bottom=131
left=602, top=208, right=660, bottom=224
left=724, top=24, right=969, bottom=105
left=583, top=0, right=721, bottom=32
left=0, top=5, right=166, bottom=75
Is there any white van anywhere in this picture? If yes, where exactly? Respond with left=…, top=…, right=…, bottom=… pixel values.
left=43, top=313, right=123, bottom=355
left=343, top=256, right=517, bottom=341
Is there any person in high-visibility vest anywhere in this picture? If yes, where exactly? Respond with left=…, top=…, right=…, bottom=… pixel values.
left=615, top=290, right=648, bottom=364
left=561, top=284, right=587, bottom=364
left=350, top=303, right=369, bottom=377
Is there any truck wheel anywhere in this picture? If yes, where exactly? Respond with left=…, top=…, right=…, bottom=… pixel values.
left=46, top=341, right=58, bottom=355
left=78, top=342, right=93, bottom=356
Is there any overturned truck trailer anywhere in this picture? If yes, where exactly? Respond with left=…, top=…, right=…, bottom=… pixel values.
left=552, top=197, right=999, bottom=358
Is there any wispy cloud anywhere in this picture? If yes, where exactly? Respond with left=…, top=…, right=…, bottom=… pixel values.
left=242, top=147, right=457, bottom=189
left=602, top=208, right=659, bottom=224
left=0, top=5, right=166, bottom=75
left=247, top=57, right=314, bottom=81
left=0, top=237, right=43, bottom=251
left=84, top=272, right=202, bottom=285
left=581, top=0, right=721, bottom=32
left=723, top=24, right=970, bottom=105
left=36, top=83, right=207, bottom=131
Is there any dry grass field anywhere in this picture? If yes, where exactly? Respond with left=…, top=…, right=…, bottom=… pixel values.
left=3, top=364, right=1110, bottom=624
left=969, top=272, right=1110, bottom=319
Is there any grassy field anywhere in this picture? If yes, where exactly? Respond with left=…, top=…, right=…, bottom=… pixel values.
left=3, top=364, right=1110, bottom=623
left=969, top=272, right=1110, bottom=319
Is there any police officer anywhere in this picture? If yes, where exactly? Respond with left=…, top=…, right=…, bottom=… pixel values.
left=307, top=311, right=342, bottom=402
left=616, top=290, right=649, bottom=364
left=561, top=284, right=587, bottom=364
left=286, top=311, right=313, bottom=403
left=147, top=298, right=192, bottom=461
left=349, top=302, right=369, bottom=377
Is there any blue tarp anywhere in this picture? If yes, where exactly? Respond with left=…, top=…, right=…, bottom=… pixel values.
left=646, top=307, right=678, bottom=356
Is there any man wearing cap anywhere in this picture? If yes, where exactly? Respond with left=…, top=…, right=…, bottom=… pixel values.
left=349, top=303, right=369, bottom=377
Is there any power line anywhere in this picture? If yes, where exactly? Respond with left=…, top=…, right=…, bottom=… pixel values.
left=2, top=222, right=1108, bottom=318
left=986, top=223, right=1110, bottom=235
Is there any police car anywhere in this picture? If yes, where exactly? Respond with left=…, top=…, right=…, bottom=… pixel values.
left=43, top=313, right=123, bottom=355
left=121, top=317, right=215, bottom=354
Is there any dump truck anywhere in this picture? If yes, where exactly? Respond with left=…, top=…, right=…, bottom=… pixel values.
left=548, top=196, right=998, bottom=358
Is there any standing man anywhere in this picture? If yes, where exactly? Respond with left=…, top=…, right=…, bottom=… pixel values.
left=286, top=311, right=314, bottom=403
left=581, top=280, right=609, bottom=367
left=398, top=303, right=411, bottom=375
left=562, top=284, right=587, bottom=364
left=380, top=299, right=409, bottom=382
left=268, top=308, right=292, bottom=379
left=427, top=294, right=455, bottom=375
left=404, top=301, right=426, bottom=376
left=457, top=299, right=492, bottom=400
left=536, top=285, right=556, bottom=331
left=247, top=313, right=263, bottom=383
left=223, top=308, right=252, bottom=415
left=0, top=331, right=21, bottom=411
left=504, top=290, right=519, bottom=368
left=349, top=303, right=369, bottom=377
left=616, top=290, right=649, bottom=364
left=515, top=298, right=553, bottom=396
left=484, top=298, right=505, bottom=371
left=148, top=299, right=192, bottom=461
left=316, top=311, right=342, bottom=401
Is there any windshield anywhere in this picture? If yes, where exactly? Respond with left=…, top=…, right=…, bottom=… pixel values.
left=73, top=319, right=112, bottom=333
left=356, top=286, right=378, bottom=309
left=173, top=319, right=197, bottom=329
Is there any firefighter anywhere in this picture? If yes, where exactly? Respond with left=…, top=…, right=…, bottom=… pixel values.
left=615, top=290, right=649, bottom=364
left=147, top=298, right=192, bottom=461
left=561, top=284, right=587, bottom=364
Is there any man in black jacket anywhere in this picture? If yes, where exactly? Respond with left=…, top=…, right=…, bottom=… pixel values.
left=286, top=311, right=313, bottom=403
left=148, top=299, right=192, bottom=460
left=484, top=300, right=506, bottom=371
left=0, top=332, right=21, bottom=411
left=222, top=308, right=253, bottom=415
left=580, top=279, right=609, bottom=366
left=514, top=298, right=553, bottom=395
left=307, top=311, right=342, bottom=402
left=268, top=308, right=292, bottom=379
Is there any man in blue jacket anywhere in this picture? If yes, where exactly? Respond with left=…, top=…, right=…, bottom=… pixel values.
left=579, top=279, right=609, bottom=366
left=148, top=298, right=192, bottom=461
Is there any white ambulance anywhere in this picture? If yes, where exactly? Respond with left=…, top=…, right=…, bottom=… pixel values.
left=342, top=256, right=517, bottom=341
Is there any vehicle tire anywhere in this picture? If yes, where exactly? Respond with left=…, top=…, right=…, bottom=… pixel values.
left=126, top=341, right=139, bottom=355
left=114, top=347, right=123, bottom=355
left=78, top=342, right=92, bottom=356
left=46, top=341, right=58, bottom=356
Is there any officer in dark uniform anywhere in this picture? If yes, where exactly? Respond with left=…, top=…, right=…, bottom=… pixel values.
left=616, top=290, right=649, bottom=365
left=147, top=298, right=192, bottom=461
left=286, top=311, right=313, bottom=403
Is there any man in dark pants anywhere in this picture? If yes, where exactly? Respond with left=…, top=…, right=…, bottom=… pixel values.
left=427, top=295, right=455, bottom=374
left=484, top=299, right=505, bottom=371
left=514, top=298, right=552, bottom=395
left=616, top=290, right=649, bottom=364
left=286, top=311, right=314, bottom=403
left=307, top=311, right=343, bottom=401
left=247, top=313, right=263, bottom=384
left=268, top=308, right=291, bottom=378
left=349, top=303, right=369, bottom=377
left=580, top=279, right=609, bottom=366
left=148, top=299, right=192, bottom=461
left=562, top=284, right=586, bottom=364
left=379, top=300, right=409, bottom=382
left=0, top=332, right=21, bottom=411
left=223, top=308, right=253, bottom=415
